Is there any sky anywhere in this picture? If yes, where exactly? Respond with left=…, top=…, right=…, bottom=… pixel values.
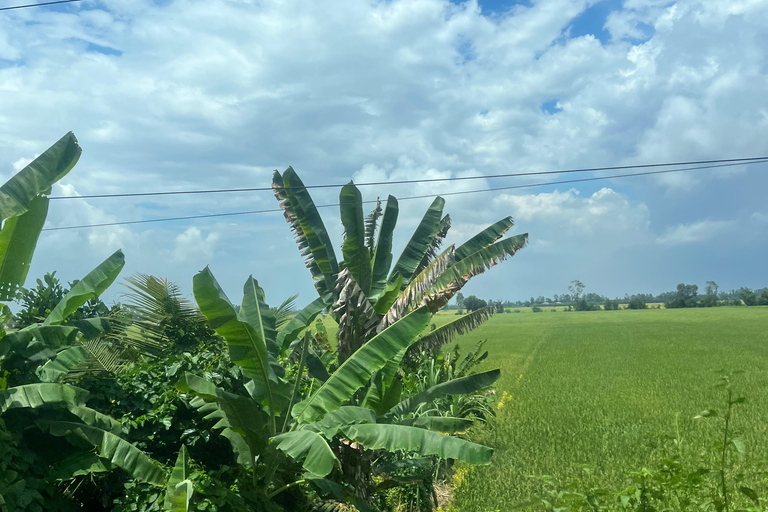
left=1, top=0, right=767, bottom=308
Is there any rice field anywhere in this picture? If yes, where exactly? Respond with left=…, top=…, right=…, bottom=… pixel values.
left=442, top=306, right=768, bottom=511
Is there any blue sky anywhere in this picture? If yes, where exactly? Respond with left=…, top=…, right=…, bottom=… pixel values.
left=1, top=0, right=767, bottom=307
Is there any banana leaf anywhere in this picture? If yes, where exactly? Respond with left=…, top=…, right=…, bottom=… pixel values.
left=270, top=430, right=339, bottom=477
left=304, top=406, right=376, bottom=438
left=339, top=182, right=372, bottom=295
left=384, top=369, right=500, bottom=419
left=193, top=268, right=289, bottom=425
left=239, top=276, right=279, bottom=363
left=0, top=382, right=89, bottom=413
left=399, top=416, right=474, bottom=434
left=423, top=234, right=528, bottom=310
left=276, top=297, right=327, bottom=353
left=453, top=217, right=514, bottom=262
left=36, top=346, right=93, bottom=382
left=0, top=196, right=48, bottom=300
left=273, top=168, right=338, bottom=300
left=44, top=250, right=125, bottom=325
left=291, top=307, right=431, bottom=423
left=369, top=195, right=398, bottom=300
left=342, top=423, right=493, bottom=464
left=36, top=420, right=166, bottom=486
left=0, top=132, right=81, bottom=220
left=165, top=445, right=194, bottom=512
left=0, top=324, right=80, bottom=361
left=389, top=197, right=445, bottom=288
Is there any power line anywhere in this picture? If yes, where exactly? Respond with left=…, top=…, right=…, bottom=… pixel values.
left=47, top=156, right=768, bottom=200
left=41, top=160, right=761, bottom=232
left=0, top=0, right=82, bottom=12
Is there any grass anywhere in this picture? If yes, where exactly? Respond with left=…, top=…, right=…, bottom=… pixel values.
left=442, top=306, right=768, bottom=511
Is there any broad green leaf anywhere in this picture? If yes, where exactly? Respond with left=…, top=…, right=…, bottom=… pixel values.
left=44, top=250, right=125, bottom=325
left=36, top=346, right=92, bottom=382
left=292, top=307, right=431, bottom=423
left=0, top=382, right=88, bottom=413
left=273, top=168, right=339, bottom=300
left=0, top=196, right=49, bottom=300
left=369, top=195, right=398, bottom=300
left=165, top=445, right=194, bottom=512
left=390, top=197, right=445, bottom=288
left=305, top=406, right=377, bottom=438
left=1, top=324, right=80, bottom=361
left=176, top=373, right=266, bottom=434
left=453, top=217, right=514, bottom=262
left=276, top=297, right=327, bottom=352
left=193, top=268, right=286, bottom=423
left=0, top=383, right=121, bottom=435
left=0, top=132, right=81, bottom=220
left=48, top=452, right=114, bottom=481
left=385, top=369, right=500, bottom=419
left=270, top=430, right=339, bottom=477
left=372, top=274, right=402, bottom=315
left=340, top=182, right=372, bottom=295
left=305, top=347, right=330, bottom=382
left=399, top=416, right=474, bottom=434
left=342, top=423, right=493, bottom=464
left=37, top=420, right=166, bottom=486
left=239, top=276, right=279, bottom=358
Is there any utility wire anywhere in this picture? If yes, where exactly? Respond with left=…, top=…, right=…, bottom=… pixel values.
left=47, top=156, right=768, bottom=200
left=41, top=160, right=761, bottom=232
left=0, top=0, right=82, bottom=12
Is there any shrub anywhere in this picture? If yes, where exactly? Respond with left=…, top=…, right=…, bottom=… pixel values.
left=532, top=306, right=542, bottom=313
left=628, top=296, right=647, bottom=309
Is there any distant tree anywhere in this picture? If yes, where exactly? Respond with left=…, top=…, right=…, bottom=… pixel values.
left=628, top=296, right=647, bottom=309
left=666, top=283, right=699, bottom=308
left=741, top=288, right=757, bottom=306
left=455, top=292, right=465, bottom=309
left=759, top=289, right=768, bottom=306
left=553, top=293, right=559, bottom=303
left=705, top=281, right=719, bottom=297
left=494, top=301, right=505, bottom=314
left=603, top=298, right=619, bottom=311
left=463, top=295, right=488, bottom=312
left=569, top=280, right=585, bottom=301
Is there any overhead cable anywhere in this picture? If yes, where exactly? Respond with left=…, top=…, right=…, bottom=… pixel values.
left=47, top=156, right=768, bottom=200
left=41, top=160, right=761, bottom=232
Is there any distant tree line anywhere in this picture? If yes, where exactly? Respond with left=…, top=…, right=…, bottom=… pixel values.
left=451, top=280, right=768, bottom=312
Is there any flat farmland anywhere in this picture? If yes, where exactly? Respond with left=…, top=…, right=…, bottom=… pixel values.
left=440, top=307, right=768, bottom=510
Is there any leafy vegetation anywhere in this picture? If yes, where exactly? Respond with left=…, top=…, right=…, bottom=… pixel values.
left=0, top=137, right=529, bottom=511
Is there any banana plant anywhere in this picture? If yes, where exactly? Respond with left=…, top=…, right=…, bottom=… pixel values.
left=0, top=135, right=168, bottom=508
left=178, top=267, right=503, bottom=508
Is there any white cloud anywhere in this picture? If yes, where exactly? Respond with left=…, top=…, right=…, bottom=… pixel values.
left=655, top=219, right=732, bottom=246
left=172, top=227, right=220, bottom=263
left=1, top=0, right=766, bottom=300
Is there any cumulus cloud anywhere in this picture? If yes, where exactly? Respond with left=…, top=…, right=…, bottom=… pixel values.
left=2, top=0, right=766, bottom=299
left=172, top=227, right=220, bottom=263
left=655, top=220, right=732, bottom=246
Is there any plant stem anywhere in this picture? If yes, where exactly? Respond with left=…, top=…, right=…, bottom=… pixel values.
left=267, top=479, right=306, bottom=499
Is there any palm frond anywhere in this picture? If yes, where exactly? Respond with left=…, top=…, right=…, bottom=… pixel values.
left=272, top=293, right=298, bottom=329
left=378, top=246, right=455, bottom=332
left=120, top=274, right=200, bottom=356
